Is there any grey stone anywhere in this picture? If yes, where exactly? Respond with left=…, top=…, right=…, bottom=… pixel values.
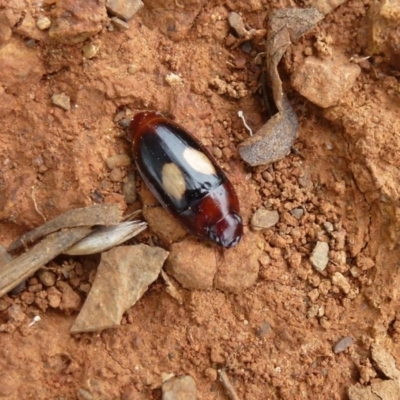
left=71, top=245, right=168, bottom=333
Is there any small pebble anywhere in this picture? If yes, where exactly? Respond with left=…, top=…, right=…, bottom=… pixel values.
left=310, top=241, right=329, bottom=272
left=37, top=269, right=56, bottom=287
left=204, top=368, right=217, bottom=381
left=323, top=221, right=334, bottom=233
left=91, top=190, right=104, bottom=203
left=212, top=147, right=222, bottom=159
left=7, top=304, right=25, bottom=323
left=240, top=41, right=252, bottom=53
left=350, top=266, right=361, bottom=278
left=0, top=299, right=9, bottom=312
left=28, top=283, right=43, bottom=293
left=36, top=16, right=51, bottom=30
left=333, top=336, right=353, bottom=354
left=228, top=12, right=246, bottom=38
left=298, top=174, right=312, bottom=189
left=105, top=154, right=131, bottom=169
left=262, top=171, right=273, bottom=182
left=47, top=290, right=62, bottom=308
left=118, top=118, right=131, bottom=128
left=20, top=291, right=35, bottom=305
left=24, top=39, right=36, bottom=48
left=251, top=209, right=279, bottom=231
left=290, top=208, right=304, bottom=219
left=331, top=272, right=351, bottom=294
left=51, top=93, right=71, bottom=111
left=82, top=43, right=99, bottom=59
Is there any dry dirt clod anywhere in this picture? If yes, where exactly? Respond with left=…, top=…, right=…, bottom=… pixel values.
left=49, top=0, right=107, bottom=44
left=214, top=233, right=261, bottom=293
left=165, top=72, right=184, bottom=86
left=291, top=54, right=361, bottom=108
left=362, top=0, right=400, bottom=69
left=162, top=375, right=197, bottom=400
left=71, top=244, right=168, bottom=333
left=308, top=0, right=348, bottom=15
left=166, top=239, right=217, bottom=290
left=59, top=284, right=81, bottom=314
left=0, top=40, right=44, bottom=94
left=122, top=171, right=137, bottom=204
left=105, top=154, right=131, bottom=169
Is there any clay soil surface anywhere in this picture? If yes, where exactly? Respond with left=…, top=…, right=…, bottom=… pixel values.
left=1, top=0, right=400, bottom=399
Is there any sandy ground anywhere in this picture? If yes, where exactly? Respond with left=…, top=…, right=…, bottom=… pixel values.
left=1, top=0, right=400, bottom=399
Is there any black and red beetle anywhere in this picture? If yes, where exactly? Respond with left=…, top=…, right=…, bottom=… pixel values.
left=129, top=111, right=243, bottom=248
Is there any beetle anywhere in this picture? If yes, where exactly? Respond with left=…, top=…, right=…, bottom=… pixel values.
left=129, top=111, right=243, bottom=248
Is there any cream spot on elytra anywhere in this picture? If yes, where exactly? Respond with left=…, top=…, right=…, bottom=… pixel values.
left=162, top=163, right=186, bottom=200
left=183, top=147, right=216, bottom=175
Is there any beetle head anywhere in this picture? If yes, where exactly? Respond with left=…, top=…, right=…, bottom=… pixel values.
left=208, top=212, right=243, bottom=248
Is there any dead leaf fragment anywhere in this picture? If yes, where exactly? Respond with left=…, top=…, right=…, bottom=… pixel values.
left=0, top=227, right=92, bottom=298
left=8, top=204, right=123, bottom=252
left=239, top=8, right=324, bottom=166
